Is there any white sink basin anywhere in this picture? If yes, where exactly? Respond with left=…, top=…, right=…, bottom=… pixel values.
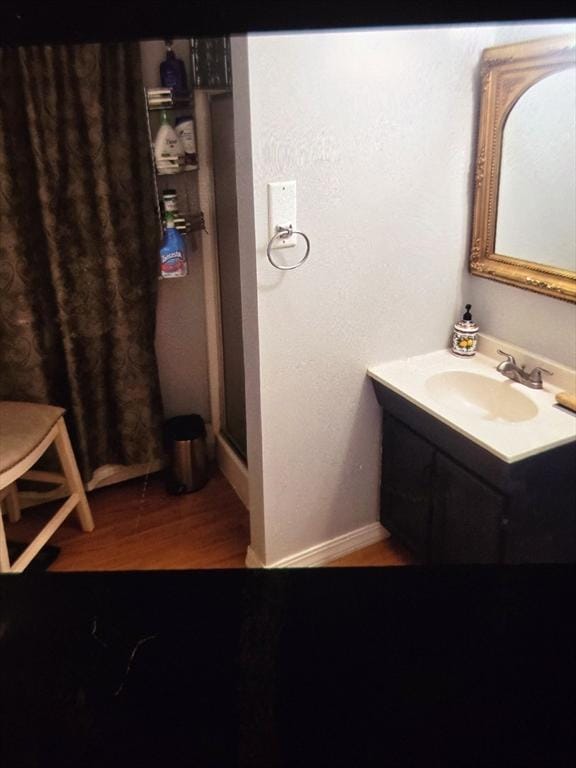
left=425, top=371, right=539, bottom=423
left=367, top=343, right=576, bottom=463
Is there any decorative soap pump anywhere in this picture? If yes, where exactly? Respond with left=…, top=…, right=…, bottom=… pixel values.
left=451, top=304, right=479, bottom=357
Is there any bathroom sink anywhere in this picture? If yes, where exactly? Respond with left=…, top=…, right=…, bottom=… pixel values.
left=425, top=371, right=539, bottom=423
left=367, top=338, right=576, bottom=462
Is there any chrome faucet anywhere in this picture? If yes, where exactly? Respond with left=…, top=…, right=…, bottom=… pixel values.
left=496, top=350, right=553, bottom=390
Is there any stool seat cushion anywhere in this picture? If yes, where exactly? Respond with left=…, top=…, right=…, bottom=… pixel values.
left=0, top=402, right=65, bottom=475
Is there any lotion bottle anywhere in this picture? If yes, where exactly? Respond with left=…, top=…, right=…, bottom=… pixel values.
left=154, top=111, right=184, bottom=174
left=174, top=115, right=198, bottom=169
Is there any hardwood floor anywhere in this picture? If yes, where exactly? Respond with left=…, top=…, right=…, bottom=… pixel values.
left=6, top=469, right=249, bottom=571
left=4, top=469, right=414, bottom=570
left=327, top=538, right=415, bottom=567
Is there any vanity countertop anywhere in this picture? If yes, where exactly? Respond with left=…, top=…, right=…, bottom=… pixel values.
left=367, top=342, right=576, bottom=463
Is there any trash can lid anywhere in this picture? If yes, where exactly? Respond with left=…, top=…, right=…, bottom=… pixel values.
left=164, top=414, right=206, bottom=441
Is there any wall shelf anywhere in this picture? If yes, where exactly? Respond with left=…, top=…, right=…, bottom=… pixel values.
left=145, top=88, right=193, bottom=111
left=156, top=166, right=198, bottom=176
left=147, top=101, right=192, bottom=111
left=143, top=86, right=204, bottom=241
left=174, top=211, right=206, bottom=236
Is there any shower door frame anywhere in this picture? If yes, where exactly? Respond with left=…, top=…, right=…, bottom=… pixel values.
left=195, top=87, right=250, bottom=509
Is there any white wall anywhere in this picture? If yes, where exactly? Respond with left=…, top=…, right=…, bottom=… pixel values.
left=232, top=20, right=576, bottom=565
left=140, top=40, right=211, bottom=421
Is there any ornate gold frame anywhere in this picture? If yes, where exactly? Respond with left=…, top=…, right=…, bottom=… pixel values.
left=469, top=35, right=576, bottom=303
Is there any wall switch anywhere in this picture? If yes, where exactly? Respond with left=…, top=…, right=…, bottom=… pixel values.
left=268, top=181, right=296, bottom=248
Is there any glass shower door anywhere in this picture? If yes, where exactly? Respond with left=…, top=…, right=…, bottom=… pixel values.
left=210, top=92, right=247, bottom=460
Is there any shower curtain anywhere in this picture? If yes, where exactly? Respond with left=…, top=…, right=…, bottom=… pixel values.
left=0, top=43, right=164, bottom=483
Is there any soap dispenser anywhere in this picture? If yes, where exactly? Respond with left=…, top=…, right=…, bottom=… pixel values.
left=451, top=304, right=479, bottom=357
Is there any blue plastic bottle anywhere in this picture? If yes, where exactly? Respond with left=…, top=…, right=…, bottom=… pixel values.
left=160, top=41, right=189, bottom=99
left=160, top=213, right=188, bottom=278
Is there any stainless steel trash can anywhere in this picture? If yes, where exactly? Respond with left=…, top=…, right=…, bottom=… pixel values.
left=164, top=415, right=208, bottom=494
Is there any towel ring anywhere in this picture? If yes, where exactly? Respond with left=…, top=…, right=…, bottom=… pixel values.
left=266, top=226, right=311, bottom=270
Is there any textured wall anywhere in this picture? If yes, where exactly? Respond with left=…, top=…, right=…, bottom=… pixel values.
left=140, top=40, right=211, bottom=421
left=232, top=21, right=576, bottom=565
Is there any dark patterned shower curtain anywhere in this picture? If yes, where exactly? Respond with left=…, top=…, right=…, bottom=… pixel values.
left=0, top=43, right=164, bottom=482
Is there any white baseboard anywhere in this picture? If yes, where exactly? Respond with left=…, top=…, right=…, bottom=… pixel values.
left=245, top=521, right=389, bottom=568
left=245, top=546, right=264, bottom=568
left=216, top=433, right=250, bottom=509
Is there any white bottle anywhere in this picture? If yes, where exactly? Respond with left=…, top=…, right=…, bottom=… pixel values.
left=174, top=116, right=198, bottom=169
left=154, top=110, right=184, bottom=174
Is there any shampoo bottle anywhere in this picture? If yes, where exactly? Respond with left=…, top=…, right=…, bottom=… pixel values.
left=174, top=115, right=198, bottom=169
left=160, top=41, right=189, bottom=98
left=160, top=213, right=188, bottom=278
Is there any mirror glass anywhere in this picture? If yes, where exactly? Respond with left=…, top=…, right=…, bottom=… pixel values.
left=495, top=67, right=576, bottom=272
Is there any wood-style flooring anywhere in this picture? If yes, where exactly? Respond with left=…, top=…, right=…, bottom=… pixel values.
left=5, top=469, right=415, bottom=570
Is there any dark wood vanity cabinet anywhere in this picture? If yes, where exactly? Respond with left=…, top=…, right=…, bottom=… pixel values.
left=430, top=452, right=506, bottom=564
left=381, top=414, right=507, bottom=563
left=380, top=414, right=435, bottom=558
left=374, top=382, right=576, bottom=564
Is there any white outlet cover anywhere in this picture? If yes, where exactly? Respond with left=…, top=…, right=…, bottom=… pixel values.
left=268, top=181, right=297, bottom=248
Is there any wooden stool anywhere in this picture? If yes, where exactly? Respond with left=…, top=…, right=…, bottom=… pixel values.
left=0, top=402, right=94, bottom=573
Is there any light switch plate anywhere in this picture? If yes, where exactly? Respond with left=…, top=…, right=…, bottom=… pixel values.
left=268, top=181, right=296, bottom=248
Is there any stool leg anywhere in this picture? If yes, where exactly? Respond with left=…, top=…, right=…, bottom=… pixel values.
left=5, top=483, right=21, bottom=523
left=53, top=418, right=95, bottom=532
left=0, top=504, right=11, bottom=572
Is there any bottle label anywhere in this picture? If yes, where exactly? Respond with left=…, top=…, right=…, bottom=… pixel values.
left=161, top=250, right=187, bottom=277
left=175, top=121, right=198, bottom=168
left=451, top=330, right=477, bottom=356
left=160, top=136, right=180, bottom=155
left=163, top=71, right=179, bottom=88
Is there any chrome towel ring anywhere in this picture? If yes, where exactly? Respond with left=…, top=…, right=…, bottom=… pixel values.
left=266, top=225, right=311, bottom=270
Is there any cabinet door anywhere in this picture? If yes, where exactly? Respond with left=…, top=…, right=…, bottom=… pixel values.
left=381, top=415, right=435, bottom=560
left=431, top=454, right=506, bottom=564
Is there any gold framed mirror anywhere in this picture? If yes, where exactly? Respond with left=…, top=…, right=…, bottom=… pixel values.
left=469, top=35, right=576, bottom=303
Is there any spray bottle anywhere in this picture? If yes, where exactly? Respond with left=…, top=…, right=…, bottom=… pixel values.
left=160, top=212, right=188, bottom=278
